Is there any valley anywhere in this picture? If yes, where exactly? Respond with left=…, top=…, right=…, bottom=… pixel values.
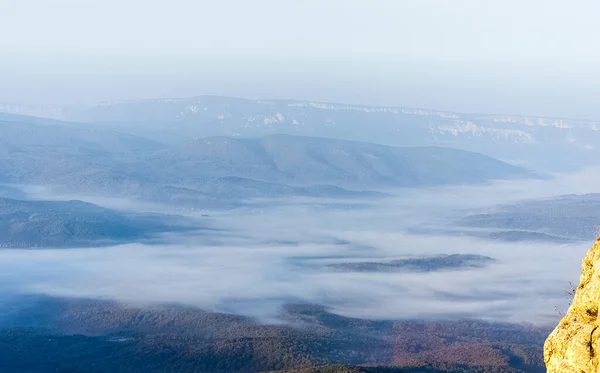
left=0, top=98, right=597, bottom=373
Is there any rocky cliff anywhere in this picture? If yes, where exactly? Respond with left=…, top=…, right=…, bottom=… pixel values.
left=545, top=237, right=600, bottom=372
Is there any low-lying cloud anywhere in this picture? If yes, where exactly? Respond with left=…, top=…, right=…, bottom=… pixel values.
left=2, top=167, right=600, bottom=325
left=0, top=179, right=593, bottom=325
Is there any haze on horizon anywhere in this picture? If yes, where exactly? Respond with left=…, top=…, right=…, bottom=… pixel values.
left=2, top=0, right=600, bottom=119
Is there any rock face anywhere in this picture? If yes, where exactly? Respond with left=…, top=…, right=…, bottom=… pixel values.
left=545, top=237, right=600, bottom=372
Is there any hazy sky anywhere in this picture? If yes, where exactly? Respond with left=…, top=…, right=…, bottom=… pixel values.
left=2, top=0, right=600, bottom=117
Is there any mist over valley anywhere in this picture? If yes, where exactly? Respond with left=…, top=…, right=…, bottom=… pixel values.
left=0, top=97, right=598, bottom=373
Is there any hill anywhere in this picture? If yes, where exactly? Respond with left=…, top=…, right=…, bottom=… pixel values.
left=455, top=194, right=600, bottom=242
left=0, top=197, right=192, bottom=248
left=328, top=254, right=495, bottom=273
left=265, top=364, right=526, bottom=373
left=0, top=297, right=549, bottom=373
left=159, top=135, right=536, bottom=189
left=0, top=113, right=165, bottom=153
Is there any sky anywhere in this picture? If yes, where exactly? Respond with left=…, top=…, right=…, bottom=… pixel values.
left=1, top=0, right=600, bottom=118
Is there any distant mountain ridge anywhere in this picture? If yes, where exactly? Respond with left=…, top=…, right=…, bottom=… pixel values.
left=6, top=96, right=600, bottom=132
left=161, top=135, right=537, bottom=188
left=0, top=103, right=72, bottom=121
left=0, top=112, right=537, bottom=205
left=0, top=112, right=165, bottom=152
left=1, top=96, right=598, bottom=171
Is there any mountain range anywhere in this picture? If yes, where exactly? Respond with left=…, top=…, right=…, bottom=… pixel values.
left=0, top=113, right=537, bottom=206
left=2, top=96, right=599, bottom=171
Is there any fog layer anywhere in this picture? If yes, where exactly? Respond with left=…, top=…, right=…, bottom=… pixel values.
left=2, top=173, right=597, bottom=325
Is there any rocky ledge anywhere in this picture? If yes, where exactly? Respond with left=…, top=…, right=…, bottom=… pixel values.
left=545, top=237, right=600, bottom=372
